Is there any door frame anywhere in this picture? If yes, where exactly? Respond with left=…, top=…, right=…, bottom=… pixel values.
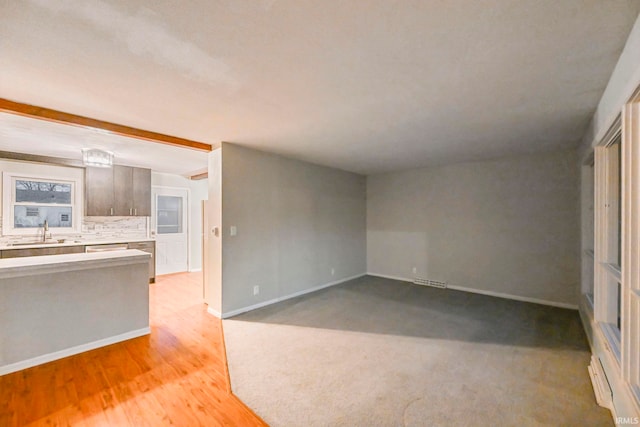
left=151, top=185, right=191, bottom=274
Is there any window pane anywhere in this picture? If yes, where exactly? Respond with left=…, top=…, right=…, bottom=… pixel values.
left=15, top=180, right=72, bottom=204
left=581, top=162, right=595, bottom=303
left=606, top=139, right=622, bottom=267
left=617, top=142, right=622, bottom=267
left=617, top=282, right=622, bottom=331
left=587, top=261, right=594, bottom=303
left=587, top=162, right=595, bottom=251
left=157, top=195, right=182, bottom=234
left=14, top=206, right=73, bottom=228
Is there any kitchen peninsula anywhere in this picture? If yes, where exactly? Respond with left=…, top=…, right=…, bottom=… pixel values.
left=0, top=238, right=156, bottom=283
left=0, top=249, right=151, bottom=375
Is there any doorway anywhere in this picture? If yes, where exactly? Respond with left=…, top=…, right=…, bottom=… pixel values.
left=152, top=186, right=189, bottom=275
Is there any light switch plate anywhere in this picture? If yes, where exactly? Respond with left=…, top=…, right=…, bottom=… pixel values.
left=230, top=226, right=237, bottom=236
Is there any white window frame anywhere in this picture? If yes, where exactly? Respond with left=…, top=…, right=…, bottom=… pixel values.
left=595, top=131, right=623, bottom=361
left=622, top=96, right=640, bottom=404
left=593, top=91, right=640, bottom=408
left=2, top=172, right=82, bottom=235
left=581, top=155, right=595, bottom=309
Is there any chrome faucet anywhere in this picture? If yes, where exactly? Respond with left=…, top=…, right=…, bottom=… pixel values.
left=42, top=219, right=49, bottom=242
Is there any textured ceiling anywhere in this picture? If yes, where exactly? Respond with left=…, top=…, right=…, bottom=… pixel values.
left=1, top=0, right=639, bottom=175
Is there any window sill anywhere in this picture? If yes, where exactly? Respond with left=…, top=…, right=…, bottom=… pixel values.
left=601, top=262, right=622, bottom=282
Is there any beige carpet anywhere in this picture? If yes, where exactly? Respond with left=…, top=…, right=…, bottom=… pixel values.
left=223, top=276, right=612, bottom=426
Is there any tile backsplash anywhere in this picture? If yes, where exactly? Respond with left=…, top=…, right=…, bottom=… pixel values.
left=82, top=216, right=149, bottom=240
left=0, top=216, right=149, bottom=245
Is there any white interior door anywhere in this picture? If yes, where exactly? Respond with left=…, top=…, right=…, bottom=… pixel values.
left=152, top=187, right=189, bottom=275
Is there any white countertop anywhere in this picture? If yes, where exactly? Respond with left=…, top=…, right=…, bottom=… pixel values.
left=0, top=249, right=151, bottom=278
left=0, top=237, right=155, bottom=251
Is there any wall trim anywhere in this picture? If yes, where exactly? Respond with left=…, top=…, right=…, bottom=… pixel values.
left=221, top=273, right=366, bottom=319
left=447, top=284, right=579, bottom=310
left=366, top=272, right=414, bottom=283
left=0, top=327, right=150, bottom=377
left=189, top=268, right=202, bottom=273
left=366, top=272, right=579, bottom=310
left=207, top=307, right=222, bottom=318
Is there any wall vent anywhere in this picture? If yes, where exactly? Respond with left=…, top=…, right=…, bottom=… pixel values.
left=413, top=277, right=447, bottom=289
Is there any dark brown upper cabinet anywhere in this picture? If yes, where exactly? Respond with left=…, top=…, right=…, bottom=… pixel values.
left=85, top=166, right=114, bottom=216
left=85, top=166, right=151, bottom=216
left=132, top=167, right=151, bottom=216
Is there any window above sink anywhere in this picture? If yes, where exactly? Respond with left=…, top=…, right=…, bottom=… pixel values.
left=14, top=179, right=74, bottom=229
left=2, top=164, right=83, bottom=236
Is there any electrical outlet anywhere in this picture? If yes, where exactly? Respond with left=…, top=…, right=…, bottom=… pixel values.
left=331, top=268, right=335, bottom=276
left=253, top=285, right=259, bottom=295
left=412, top=267, right=417, bottom=275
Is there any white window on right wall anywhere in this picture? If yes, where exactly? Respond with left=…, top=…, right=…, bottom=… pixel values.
left=621, top=96, right=640, bottom=404
left=594, top=88, right=640, bottom=408
left=582, top=157, right=595, bottom=307
left=595, top=133, right=623, bottom=359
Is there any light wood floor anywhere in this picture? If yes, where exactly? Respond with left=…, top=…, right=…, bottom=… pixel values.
left=0, top=272, right=268, bottom=427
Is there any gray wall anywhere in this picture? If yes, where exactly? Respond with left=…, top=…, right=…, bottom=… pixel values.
left=220, top=143, right=366, bottom=314
left=367, top=149, right=580, bottom=306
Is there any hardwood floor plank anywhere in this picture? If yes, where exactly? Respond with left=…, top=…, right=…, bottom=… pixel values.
left=1, top=272, right=268, bottom=426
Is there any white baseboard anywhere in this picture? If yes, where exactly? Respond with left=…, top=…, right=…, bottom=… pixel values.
left=447, top=284, right=578, bottom=310
left=207, top=307, right=222, bottom=318
left=366, top=272, right=578, bottom=310
left=222, top=296, right=285, bottom=318
left=0, top=327, right=151, bottom=377
left=189, top=268, right=202, bottom=273
left=222, top=273, right=366, bottom=319
left=447, top=285, right=578, bottom=310
left=366, top=272, right=413, bottom=283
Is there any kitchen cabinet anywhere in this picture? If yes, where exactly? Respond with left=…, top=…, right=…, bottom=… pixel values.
left=132, top=167, right=151, bottom=216
left=128, top=241, right=155, bottom=283
left=113, top=166, right=134, bottom=216
left=85, top=166, right=151, bottom=216
left=1, top=245, right=85, bottom=258
left=85, top=166, right=113, bottom=216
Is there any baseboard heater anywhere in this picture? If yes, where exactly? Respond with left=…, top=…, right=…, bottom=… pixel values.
left=413, top=277, right=447, bottom=289
left=588, top=356, right=614, bottom=412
